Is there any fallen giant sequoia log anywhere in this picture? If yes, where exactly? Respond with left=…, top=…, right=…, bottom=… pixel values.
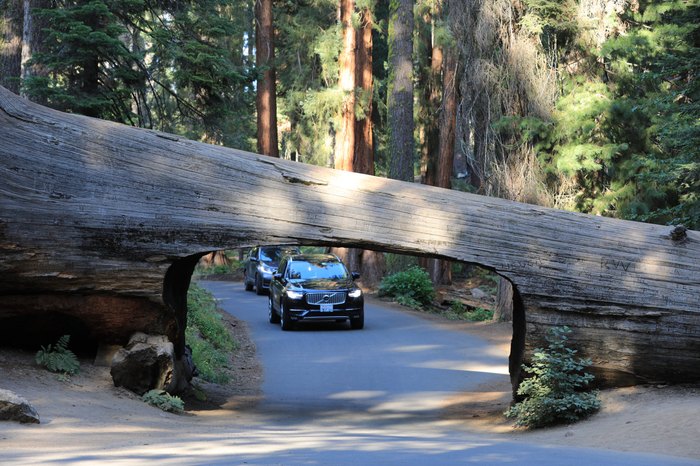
left=1, top=86, right=699, bottom=392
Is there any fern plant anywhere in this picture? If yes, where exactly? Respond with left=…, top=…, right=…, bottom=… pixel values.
left=505, top=326, right=600, bottom=428
left=142, top=389, right=185, bottom=414
left=35, top=334, right=80, bottom=376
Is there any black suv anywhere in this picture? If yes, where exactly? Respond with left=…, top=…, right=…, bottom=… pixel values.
left=268, top=253, right=364, bottom=330
left=244, top=245, right=300, bottom=295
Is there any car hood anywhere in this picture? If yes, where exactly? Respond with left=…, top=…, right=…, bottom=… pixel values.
left=289, top=278, right=355, bottom=290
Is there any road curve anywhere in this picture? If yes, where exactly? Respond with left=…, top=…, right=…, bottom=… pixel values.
left=200, top=280, right=700, bottom=466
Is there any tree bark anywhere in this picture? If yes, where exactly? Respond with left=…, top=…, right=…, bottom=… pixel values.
left=1, top=86, right=699, bottom=392
left=494, top=277, right=514, bottom=322
left=333, top=4, right=385, bottom=287
left=387, top=0, right=414, bottom=182
left=255, top=0, right=279, bottom=157
left=335, top=0, right=356, bottom=172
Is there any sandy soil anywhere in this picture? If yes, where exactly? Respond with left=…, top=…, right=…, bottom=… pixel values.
left=1, top=303, right=698, bottom=461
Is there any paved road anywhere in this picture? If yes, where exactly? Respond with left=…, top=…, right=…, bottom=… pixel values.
left=201, top=280, right=700, bottom=466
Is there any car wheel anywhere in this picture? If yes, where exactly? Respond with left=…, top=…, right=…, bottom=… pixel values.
left=350, top=310, right=364, bottom=330
left=268, top=296, right=280, bottom=324
left=244, top=272, right=253, bottom=291
left=280, top=302, right=293, bottom=331
left=255, top=273, right=265, bottom=295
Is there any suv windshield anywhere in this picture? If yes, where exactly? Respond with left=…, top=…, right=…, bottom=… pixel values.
left=288, top=260, right=348, bottom=281
left=260, top=247, right=298, bottom=263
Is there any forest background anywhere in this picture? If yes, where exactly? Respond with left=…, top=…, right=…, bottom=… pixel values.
left=1, top=0, right=698, bottom=285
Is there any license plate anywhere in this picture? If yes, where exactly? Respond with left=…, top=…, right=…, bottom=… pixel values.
left=320, top=303, right=334, bottom=312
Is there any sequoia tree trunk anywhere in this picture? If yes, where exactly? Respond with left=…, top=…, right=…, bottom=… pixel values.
left=255, top=0, right=279, bottom=157
left=1, top=86, right=699, bottom=393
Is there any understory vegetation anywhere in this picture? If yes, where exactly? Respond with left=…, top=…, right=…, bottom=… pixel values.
left=35, top=334, right=80, bottom=380
left=186, top=284, right=237, bottom=384
left=142, top=389, right=185, bottom=414
left=506, top=326, right=601, bottom=428
left=378, top=265, right=495, bottom=321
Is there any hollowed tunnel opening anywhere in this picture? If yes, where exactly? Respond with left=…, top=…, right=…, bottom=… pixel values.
left=0, top=312, right=98, bottom=356
left=183, top=245, right=526, bottom=400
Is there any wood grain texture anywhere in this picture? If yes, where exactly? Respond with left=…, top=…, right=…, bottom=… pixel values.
left=1, top=86, right=699, bottom=389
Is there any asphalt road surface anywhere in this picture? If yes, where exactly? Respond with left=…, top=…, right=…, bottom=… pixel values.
left=199, top=280, right=700, bottom=466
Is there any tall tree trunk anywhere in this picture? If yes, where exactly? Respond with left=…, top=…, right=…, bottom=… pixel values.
left=387, top=0, right=414, bottom=182
left=255, top=0, right=279, bottom=157
left=422, top=5, right=443, bottom=186
left=355, top=7, right=385, bottom=287
left=198, top=251, right=231, bottom=269
left=334, top=2, right=385, bottom=287
left=335, top=0, right=356, bottom=172
left=353, top=7, right=374, bottom=176
left=424, top=2, right=457, bottom=286
left=493, top=276, right=513, bottom=322
left=0, top=0, right=22, bottom=94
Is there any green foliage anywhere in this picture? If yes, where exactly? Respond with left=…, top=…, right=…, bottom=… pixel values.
left=142, top=389, right=185, bottom=413
left=378, top=266, right=435, bottom=308
left=24, top=0, right=255, bottom=149
left=530, top=1, right=700, bottom=228
left=445, top=302, right=494, bottom=321
left=505, top=326, right=600, bottom=428
left=35, top=335, right=80, bottom=377
left=186, top=284, right=237, bottom=384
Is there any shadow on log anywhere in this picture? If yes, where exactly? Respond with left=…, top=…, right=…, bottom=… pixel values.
left=1, top=86, right=699, bottom=393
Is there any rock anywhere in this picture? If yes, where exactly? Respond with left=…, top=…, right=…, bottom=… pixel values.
left=470, top=287, right=488, bottom=300
left=110, top=333, right=176, bottom=396
left=0, top=389, right=40, bottom=424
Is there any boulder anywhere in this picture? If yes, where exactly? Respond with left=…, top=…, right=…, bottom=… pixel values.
left=110, top=333, right=177, bottom=395
left=470, top=287, right=488, bottom=300
left=0, top=389, right=40, bottom=424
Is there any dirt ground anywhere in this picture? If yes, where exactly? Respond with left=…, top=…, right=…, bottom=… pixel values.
left=1, top=303, right=699, bottom=461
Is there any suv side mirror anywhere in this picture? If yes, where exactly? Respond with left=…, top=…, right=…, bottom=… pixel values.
left=273, top=273, right=282, bottom=280
left=351, top=272, right=360, bottom=280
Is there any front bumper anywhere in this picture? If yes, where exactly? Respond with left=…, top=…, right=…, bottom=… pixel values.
left=288, top=307, right=363, bottom=322
left=283, top=294, right=364, bottom=322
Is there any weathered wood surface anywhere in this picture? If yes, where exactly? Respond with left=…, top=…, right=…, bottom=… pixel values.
left=1, top=86, right=699, bottom=390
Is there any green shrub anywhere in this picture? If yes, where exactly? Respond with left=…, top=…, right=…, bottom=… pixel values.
left=505, top=326, right=600, bottom=428
left=142, top=389, right=185, bottom=413
left=186, top=284, right=237, bottom=383
left=445, top=302, right=494, bottom=321
left=378, top=266, right=435, bottom=307
left=35, top=335, right=80, bottom=377
left=464, top=307, right=494, bottom=322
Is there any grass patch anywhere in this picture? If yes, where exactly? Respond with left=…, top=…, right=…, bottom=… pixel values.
left=186, top=284, right=238, bottom=384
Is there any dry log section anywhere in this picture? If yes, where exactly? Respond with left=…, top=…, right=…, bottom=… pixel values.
left=1, top=86, right=698, bottom=391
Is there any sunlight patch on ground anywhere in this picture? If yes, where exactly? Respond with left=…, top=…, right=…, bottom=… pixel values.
left=411, top=359, right=510, bottom=375
left=388, top=344, right=444, bottom=353
left=327, top=390, right=386, bottom=400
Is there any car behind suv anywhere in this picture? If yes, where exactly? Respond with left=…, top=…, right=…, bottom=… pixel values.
left=268, top=253, right=364, bottom=330
left=244, top=245, right=300, bottom=294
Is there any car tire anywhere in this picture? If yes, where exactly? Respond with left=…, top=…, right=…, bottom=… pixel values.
left=268, top=296, right=280, bottom=324
left=255, top=273, right=265, bottom=295
left=350, top=311, right=364, bottom=330
left=280, top=302, right=293, bottom=331
left=244, top=272, right=253, bottom=291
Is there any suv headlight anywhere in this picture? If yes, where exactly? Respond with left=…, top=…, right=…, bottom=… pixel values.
left=348, top=289, right=362, bottom=298
left=259, top=263, right=275, bottom=274
left=286, top=290, right=304, bottom=300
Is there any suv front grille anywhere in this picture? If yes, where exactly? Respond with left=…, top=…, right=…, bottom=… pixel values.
left=306, top=291, right=346, bottom=305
